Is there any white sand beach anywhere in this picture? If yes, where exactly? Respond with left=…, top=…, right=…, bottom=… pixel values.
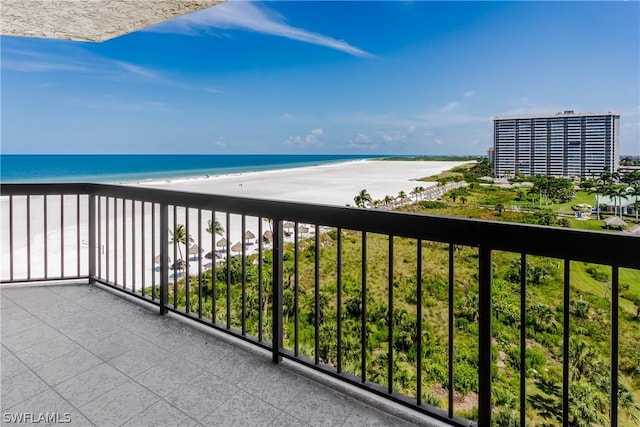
left=133, top=160, right=467, bottom=206
left=1, top=160, right=470, bottom=285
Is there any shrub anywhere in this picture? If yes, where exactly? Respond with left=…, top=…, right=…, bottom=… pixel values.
left=585, top=264, right=609, bottom=282
left=571, top=299, right=590, bottom=318
left=526, top=348, right=547, bottom=371
left=418, top=200, right=446, bottom=209
left=454, top=362, right=479, bottom=394
left=494, top=408, right=519, bottom=427
left=493, top=386, right=516, bottom=406
left=422, top=392, right=442, bottom=408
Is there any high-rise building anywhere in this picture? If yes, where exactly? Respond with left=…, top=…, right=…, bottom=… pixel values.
left=493, top=111, right=619, bottom=178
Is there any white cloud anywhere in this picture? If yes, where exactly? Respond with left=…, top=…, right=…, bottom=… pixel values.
left=284, top=128, right=324, bottom=147
left=113, top=61, right=158, bottom=79
left=149, top=2, right=373, bottom=58
left=67, top=95, right=172, bottom=112
left=382, top=130, right=409, bottom=143
left=407, top=125, right=416, bottom=133
left=464, top=90, right=476, bottom=98
left=346, top=132, right=376, bottom=149
left=353, top=132, right=370, bottom=143
left=441, top=101, right=459, bottom=112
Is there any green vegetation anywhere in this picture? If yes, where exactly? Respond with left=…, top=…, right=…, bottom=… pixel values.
left=156, top=233, right=640, bottom=425
left=382, top=155, right=484, bottom=162
left=419, top=158, right=493, bottom=183
left=152, top=167, right=639, bottom=426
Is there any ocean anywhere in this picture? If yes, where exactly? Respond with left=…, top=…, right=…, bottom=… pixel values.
left=0, top=154, right=383, bottom=183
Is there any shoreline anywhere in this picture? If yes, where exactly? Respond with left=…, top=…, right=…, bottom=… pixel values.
left=1, top=159, right=470, bottom=282
left=0, top=154, right=378, bottom=185
left=132, top=159, right=470, bottom=206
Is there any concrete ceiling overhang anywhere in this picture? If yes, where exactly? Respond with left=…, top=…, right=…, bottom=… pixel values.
left=0, top=0, right=225, bottom=42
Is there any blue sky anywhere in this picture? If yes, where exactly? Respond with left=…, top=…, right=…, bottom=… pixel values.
left=2, top=1, right=639, bottom=155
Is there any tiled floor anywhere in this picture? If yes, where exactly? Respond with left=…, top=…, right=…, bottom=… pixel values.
left=0, top=284, right=444, bottom=426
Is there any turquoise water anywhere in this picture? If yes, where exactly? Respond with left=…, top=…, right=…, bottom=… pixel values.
left=0, top=154, right=382, bottom=183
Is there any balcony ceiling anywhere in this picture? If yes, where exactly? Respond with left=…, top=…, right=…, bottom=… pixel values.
left=0, top=0, right=225, bottom=42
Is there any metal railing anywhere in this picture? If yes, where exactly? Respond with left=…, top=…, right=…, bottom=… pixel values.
left=1, top=183, right=639, bottom=426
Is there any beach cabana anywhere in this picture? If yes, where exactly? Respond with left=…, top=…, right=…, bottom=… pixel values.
left=244, top=230, right=256, bottom=244
left=604, top=216, right=627, bottom=230
left=231, top=242, right=243, bottom=254
left=170, top=259, right=186, bottom=270
left=216, top=238, right=228, bottom=250
left=205, top=251, right=222, bottom=260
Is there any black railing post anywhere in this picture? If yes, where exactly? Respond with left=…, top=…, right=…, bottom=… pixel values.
left=611, top=266, right=619, bottom=427
left=88, top=193, right=96, bottom=284
left=562, top=259, right=570, bottom=427
left=478, top=246, right=492, bottom=427
left=160, top=203, right=169, bottom=315
left=272, top=218, right=284, bottom=364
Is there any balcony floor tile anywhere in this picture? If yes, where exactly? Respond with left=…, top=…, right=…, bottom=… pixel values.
left=0, top=283, right=447, bottom=427
left=33, top=348, right=103, bottom=386
left=53, top=362, right=129, bottom=407
left=200, top=390, right=282, bottom=427
left=13, top=335, right=82, bottom=368
left=78, top=379, right=159, bottom=426
left=4, top=388, right=92, bottom=426
left=1, top=370, right=50, bottom=410
left=163, top=371, right=239, bottom=422
left=1, top=353, right=29, bottom=381
left=120, top=399, right=200, bottom=427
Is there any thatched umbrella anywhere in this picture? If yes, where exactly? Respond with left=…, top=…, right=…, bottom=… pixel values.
left=283, top=221, right=295, bottom=231
left=604, top=216, right=626, bottom=229
left=231, top=242, right=243, bottom=254
left=205, top=251, right=222, bottom=260
left=216, top=238, right=227, bottom=249
left=263, top=230, right=273, bottom=244
left=298, top=225, right=309, bottom=234
left=170, top=259, right=186, bottom=270
left=154, top=255, right=172, bottom=264
left=244, top=230, right=256, bottom=244
left=188, top=244, right=202, bottom=255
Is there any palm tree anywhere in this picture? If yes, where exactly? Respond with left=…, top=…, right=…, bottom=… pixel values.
left=608, top=185, right=628, bottom=217
left=206, top=218, right=225, bottom=236
left=592, top=178, right=614, bottom=220
left=627, top=184, right=640, bottom=223
left=383, top=195, right=394, bottom=207
left=397, top=190, right=407, bottom=205
left=569, top=382, right=607, bottom=427
left=618, top=383, right=640, bottom=423
left=353, top=189, right=372, bottom=208
left=169, top=224, right=193, bottom=261
left=569, top=338, right=605, bottom=382
left=412, top=186, right=422, bottom=201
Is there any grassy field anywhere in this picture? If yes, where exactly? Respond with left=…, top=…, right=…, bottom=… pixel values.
left=417, top=162, right=475, bottom=182
left=158, top=176, right=639, bottom=426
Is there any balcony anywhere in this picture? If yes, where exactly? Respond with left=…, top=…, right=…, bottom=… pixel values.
left=2, top=183, right=639, bottom=426
left=1, top=283, right=427, bottom=426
